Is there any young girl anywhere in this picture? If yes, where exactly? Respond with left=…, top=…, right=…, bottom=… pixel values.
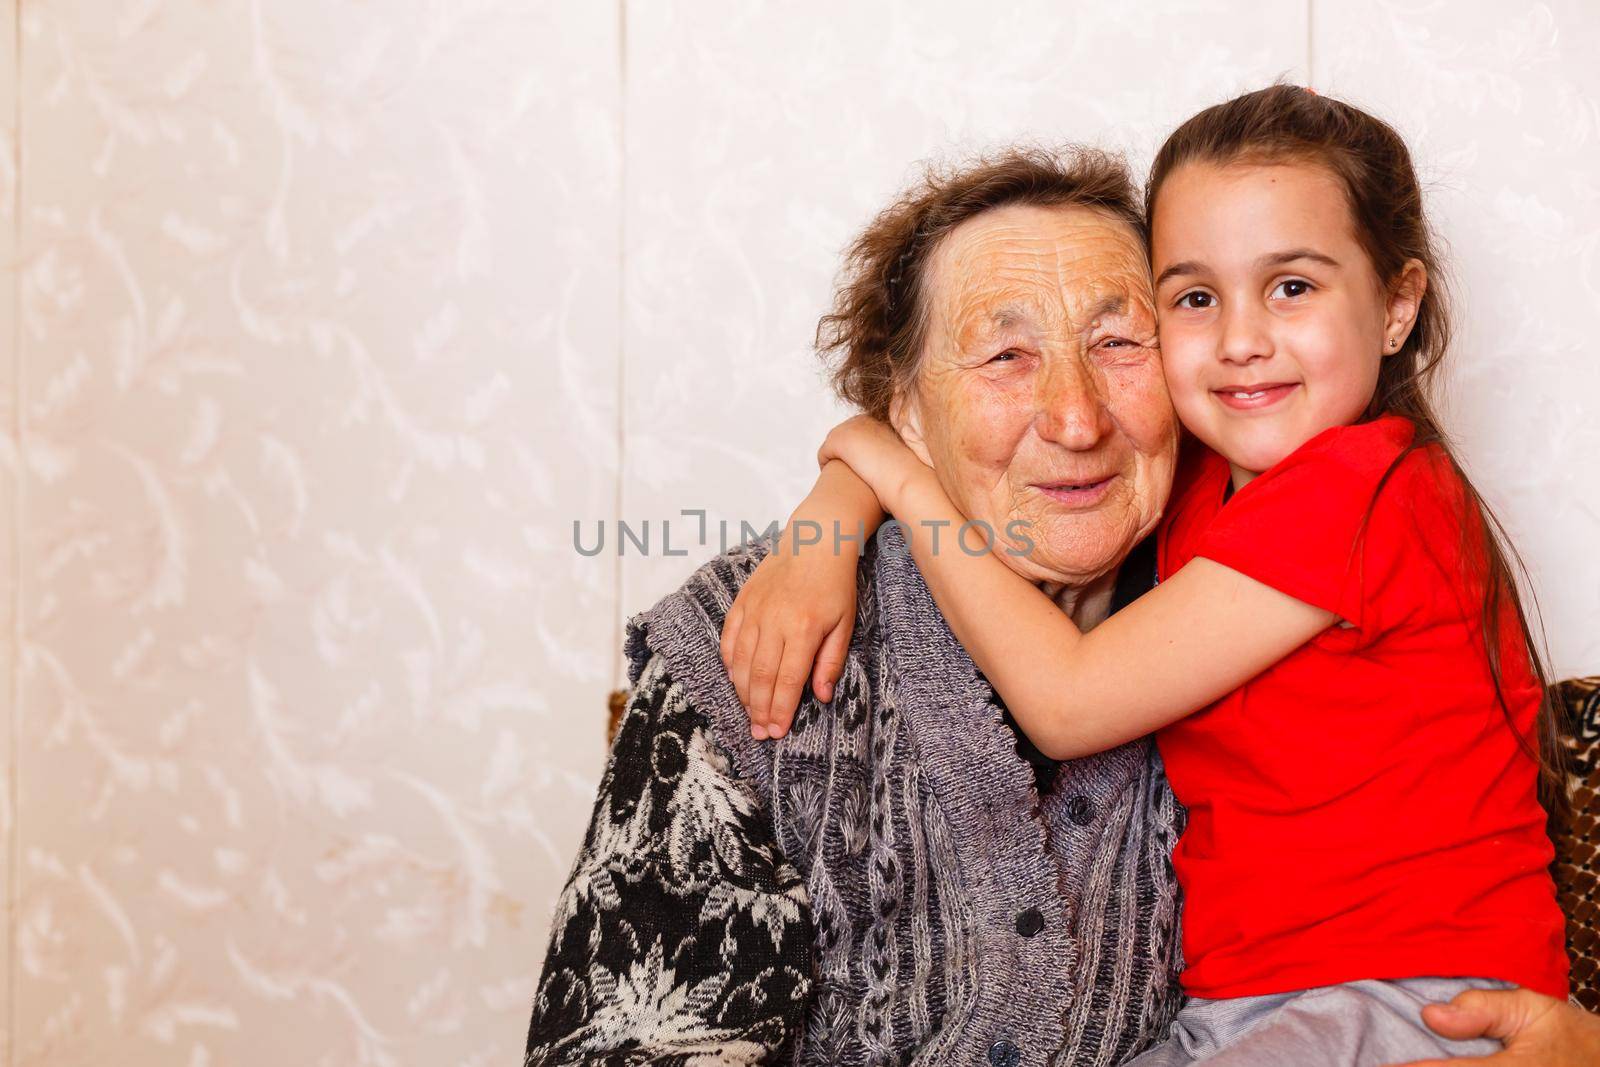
left=722, top=85, right=1569, bottom=1063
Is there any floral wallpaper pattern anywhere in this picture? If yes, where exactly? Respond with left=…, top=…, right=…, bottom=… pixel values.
left=0, top=2, right=1594, bottom=1065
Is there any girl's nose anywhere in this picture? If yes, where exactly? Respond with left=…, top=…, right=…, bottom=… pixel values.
left=1034, top=356, right=1112, bottom=449
left=1217, top=303, right=1272, bottom=365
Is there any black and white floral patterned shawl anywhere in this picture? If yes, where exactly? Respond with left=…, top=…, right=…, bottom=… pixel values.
left=525, top=524, right=1183, bottom=1066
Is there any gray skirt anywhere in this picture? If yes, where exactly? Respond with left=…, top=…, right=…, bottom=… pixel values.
left=1124, top=977, right=1508, bottom=1066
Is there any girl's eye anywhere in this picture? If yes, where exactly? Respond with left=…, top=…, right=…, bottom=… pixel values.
left=1272, top=279, right=1313, bottom=299
left=1175, top=291, right=1214, bottom=310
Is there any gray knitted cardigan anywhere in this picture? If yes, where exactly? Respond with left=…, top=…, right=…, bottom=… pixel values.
left=525, top=524, right=1184, bottom=1066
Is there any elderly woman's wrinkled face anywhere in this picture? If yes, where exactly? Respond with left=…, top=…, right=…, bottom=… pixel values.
left=893, top=204, right=1178, bottom=589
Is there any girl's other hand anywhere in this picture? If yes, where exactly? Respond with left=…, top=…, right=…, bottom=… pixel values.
left=817, top=414, right=924, bottom=507
left=721, top=528, right=858, bottom=741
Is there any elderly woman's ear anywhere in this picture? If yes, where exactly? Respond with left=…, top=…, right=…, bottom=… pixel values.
left=889, top=389, right=936, bottom=467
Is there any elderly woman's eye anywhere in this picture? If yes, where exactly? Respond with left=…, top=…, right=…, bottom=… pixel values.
left=1175, top=291, right=1214, bottom=310
left=989, top=349, right=1021, bottom=363
left=1271, top=279, right=1314, bottom=299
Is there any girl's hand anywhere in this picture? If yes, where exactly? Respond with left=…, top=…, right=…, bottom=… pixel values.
left=817, top=414, right=927, bottom=510
left=721, top=527, right=858, bottom=741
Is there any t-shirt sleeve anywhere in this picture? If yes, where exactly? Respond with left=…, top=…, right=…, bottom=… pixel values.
left=1190, top=420, right=1412, bottom=630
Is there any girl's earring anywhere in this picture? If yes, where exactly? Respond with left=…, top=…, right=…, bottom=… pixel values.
left=1388, top=338, right=1399, bottom=350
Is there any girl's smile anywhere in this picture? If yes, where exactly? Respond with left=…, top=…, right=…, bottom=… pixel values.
left=1211, top=381, right=1299, bottom=410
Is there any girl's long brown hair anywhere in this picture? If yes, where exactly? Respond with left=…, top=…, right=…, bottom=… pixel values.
left=1146, top=83, right=1568, bottom=818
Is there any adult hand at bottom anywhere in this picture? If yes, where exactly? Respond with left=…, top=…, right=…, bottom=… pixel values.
left=1385, top=986, right=1600, bottom=1066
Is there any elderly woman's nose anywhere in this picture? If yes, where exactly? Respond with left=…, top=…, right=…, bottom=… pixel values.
left=1033, top=357, right=1112, bottom=449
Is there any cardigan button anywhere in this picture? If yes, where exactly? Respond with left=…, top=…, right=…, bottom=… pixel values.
left=988, top=1039, right=1021, bottom=1067
left=1015, top=906, right=1045, bottom=938
left=1066, top=794, right=1094, bottom=826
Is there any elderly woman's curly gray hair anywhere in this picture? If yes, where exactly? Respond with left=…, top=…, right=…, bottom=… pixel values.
left=816, top=145, right=1146, bottom=422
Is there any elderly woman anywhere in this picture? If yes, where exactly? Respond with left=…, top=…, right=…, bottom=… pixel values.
left=523, top=149, right=1599, bottom=1066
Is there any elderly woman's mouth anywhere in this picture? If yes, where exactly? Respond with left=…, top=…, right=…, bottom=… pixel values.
left=1032, top=475, right=1119, bottom=508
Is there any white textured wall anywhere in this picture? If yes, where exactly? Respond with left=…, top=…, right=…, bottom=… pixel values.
left=3, top=4, right=620, bottom=1065
left=0, top=3, right=1594, bottom=1065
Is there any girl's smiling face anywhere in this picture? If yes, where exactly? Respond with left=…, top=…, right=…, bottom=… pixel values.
left=1151, top=160, right=1425, bottom=488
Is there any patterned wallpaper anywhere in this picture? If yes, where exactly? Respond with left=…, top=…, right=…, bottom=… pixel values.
left=4, top=3, right=619, bottom=1065
left=0, top=2, right=1595, bottom=1065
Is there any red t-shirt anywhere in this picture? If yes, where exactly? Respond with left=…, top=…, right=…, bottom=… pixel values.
left=1155, top=414, right=1568, bottom=999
